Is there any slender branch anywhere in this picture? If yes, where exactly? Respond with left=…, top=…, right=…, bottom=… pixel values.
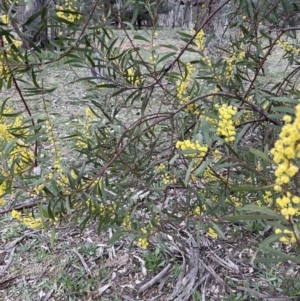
left=0, top=199, right=42, bottom=215
left=163, top=0, right=231, bottom=74
left=12, top=77, right=38, bottom=166
left=243, top=33, right=283, bottom=101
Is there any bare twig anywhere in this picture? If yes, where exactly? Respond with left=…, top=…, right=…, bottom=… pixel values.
left=0, top=200, right=42, bottom=215
left=72, top=248, right=92, bottom=276
left=138, top=263, right=172, bottom=294
left=40, top=289, right=54, bottom=301
left=236, top=286, right=293, bottom=300
left=0, top=247, right=16, bottom=277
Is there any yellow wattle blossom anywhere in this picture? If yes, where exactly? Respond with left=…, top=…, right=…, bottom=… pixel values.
left=156, top=163, right=176, bottom=185
left=176, top=62, right=194, bottom=99
left=191, top=29, right=205, bottom=51
left=215, top=104, right=237, bottom=142
left=176, top=63, right=200, bottom=114
left=0, top=36, right=22, bottom=81
left=137, top=237, right=149, bottom=249
left=11, top=210, right=42, bottom=229
left=56, top=0, right=81, bottom=23
left=137, top=227, right=149, bottom=249
left=1, top=14, right=9, bottom=25
left=193, top=204, right=206, bottom=215
left=270, top=105, right=300, bottom=191
left=278, top=40, right=300, bottom=55
left=11, top=210, right=22, bottom=220
left=206, top=228, right=218, bottom=239
left=123, top=214, right=132, bottom=231
left=223, top=47, right=246, bottom=80
left=275, top=228, right=297, bottom=244
left=270, top=105, right=300, bottom=243
left=127, top=68, right=143, bottom=85
left=176, top=139, right=208, bottom=165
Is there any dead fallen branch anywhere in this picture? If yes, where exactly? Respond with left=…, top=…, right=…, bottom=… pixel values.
left=138, top=263, right=173, bottom=294
left=0, top=247, right=16, bottom=277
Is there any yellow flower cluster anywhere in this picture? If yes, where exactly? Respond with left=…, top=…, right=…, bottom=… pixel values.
left=275, top=228, right=297, bottom=244
left=137, top=237, right=149, bottom=249
left=270, top=106, right=300, bottom=224
left=0, top=113, right=34, bottom=175
left=191, top=29, right=205, bottom=51
left=127, top=68, right=143, bottom=85
left=271, top=107, right=300, bottom=191
left=176, top=63, right=200, bottom=114
left=176, top=139, right=208, bottom=165
left=156, top=163, right=165, bottom=172
left=260, top=190, right=273, bottom=207
left=161, top=173, right=176, bottom=185
left=156, top=163, right=176, bottom=185
left=278, top=40, right=300, bottom=55
left=206, top=227, right=218, bottom=239
left=137, top=227, right=149, bottom=249
left=99, top=203, right=116, bottom=219
left=227, top=195, right=242, bottom=207
left=176, top=62, right=194, bottom=99
left=75, top=108, right=95, bottom=148
left=275, top=192, right=300, bottom=220
left=150, top=53, right=157, bottom=65
left=0, top=36, right=22, bottom=81
left=11, top=210, right=42, bottom=229
left=215, top=104, right=237, bottom=142
left=223, top=49, right=246, bottom=80
left=56, top=0, right=80, bottom=23
left=123, top=214, right=132, bottom=231
left=193, top=204, right=206, bottom=215
left=0, top=181, right=7, bottom=205
left=1, top=14, right=9, bottom=25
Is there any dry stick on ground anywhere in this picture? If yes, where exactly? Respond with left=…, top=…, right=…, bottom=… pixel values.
left=72, top=248, right=92, bottom=276
left=168, top=233, right=200, bottom=301
left=0, top=247, right=16, bottom=277
left=236, top=286, right=293, bottom=300
left=138, top=263, right=173, bottom=294
left=40, top=289, right=54, bottom=301
left=3, top=231, right=38, bottom=251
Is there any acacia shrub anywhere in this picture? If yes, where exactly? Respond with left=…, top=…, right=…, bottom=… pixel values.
left=0, top=0, right=300, bottom=259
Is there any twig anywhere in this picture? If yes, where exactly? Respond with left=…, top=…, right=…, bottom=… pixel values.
left=40, top=289, right=54, bottom=301
left=72, top=248, right=92, bottom=276
left=138, top=263, right=172, bottom=294
left=3, top=231, right=38, bottom=250
left=236, top=286, right=293, bottom=300
left=0, top=200, right=41, bottom=215
left=0, top=276, right=19, bottom=290
left=0, top=247, right=16, bottom=277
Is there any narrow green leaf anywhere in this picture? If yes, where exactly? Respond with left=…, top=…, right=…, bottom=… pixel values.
left=234, top=124, right=251, bottom=148
left=184, top=160, right=194, bottom=186
left=237, top=204, right=286, bottom=220
left=194, top=159, right=212, bottom=176
left=133, top=35, right=150, bottom=43
left=220, top=214, right=277, bottom=222
left=208, top=221, right=226, bottom=239
left=169, top=153, right=180, bottom=165
left=258, top=234, right=282, bottom=250
left=250, top=147, right=273, bottom=164
left=50, top=228, right=56, bottom=248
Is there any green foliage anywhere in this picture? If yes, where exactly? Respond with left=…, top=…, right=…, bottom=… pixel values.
left=143, top=246, right=166, bottom=272
left=1, top=0, right=300, bottom=271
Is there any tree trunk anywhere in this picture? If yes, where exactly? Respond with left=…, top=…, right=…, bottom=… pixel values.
left=172, top=0, right=181, bottom=28
left=22, top=0, right=50, bottom=48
